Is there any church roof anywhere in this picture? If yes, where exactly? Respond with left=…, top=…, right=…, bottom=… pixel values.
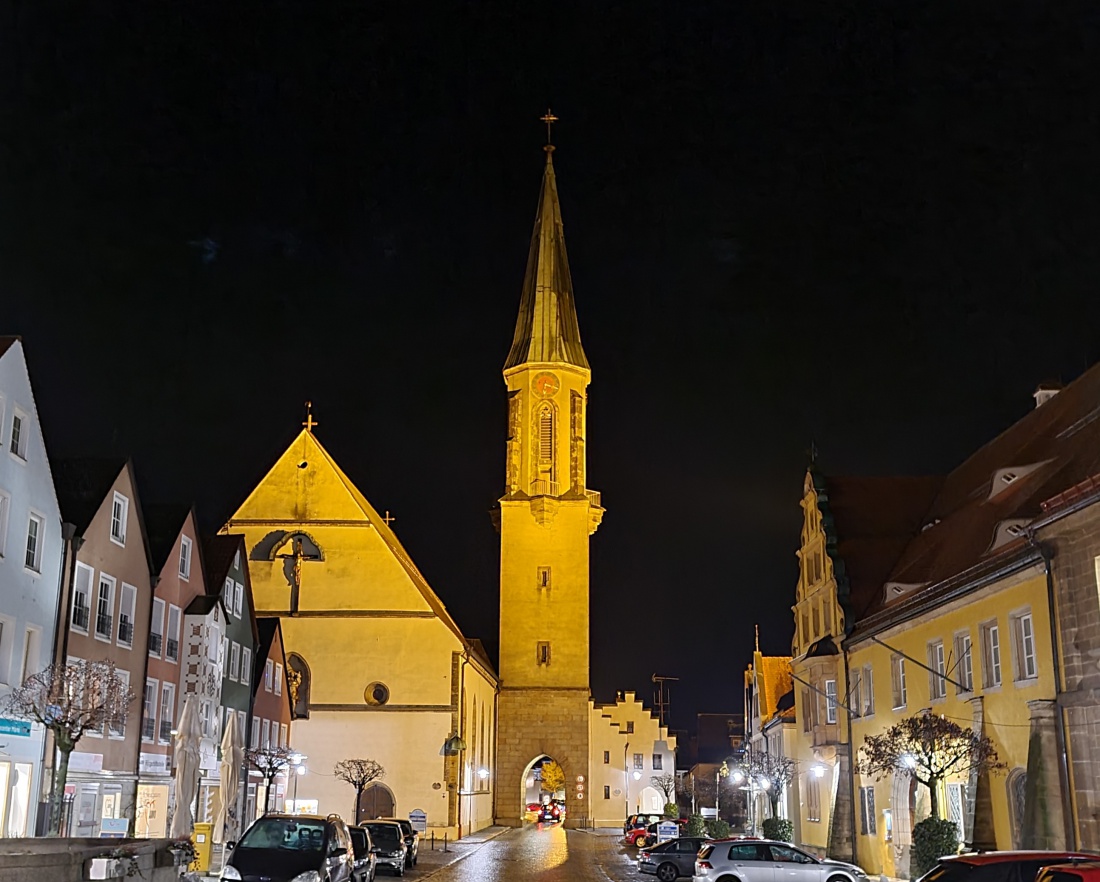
left=749, top=651, right=793, bottom=725
left=503, top=151, right=590, bottom=372
left=228, top=429, right=492, bottom=672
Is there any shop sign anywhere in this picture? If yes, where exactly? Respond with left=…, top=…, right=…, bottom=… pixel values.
left=139, top=752, right=171, bottom=775
left=0, top=718, right=31, bottom=737
left=69, top=752, right=104, bottom=773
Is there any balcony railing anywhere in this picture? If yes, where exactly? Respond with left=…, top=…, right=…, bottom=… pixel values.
left=118, top=617, right=134, bottom=646
left=586, top=489, right=602, bottom=507
left=529, top=479, right=559, bottom=496
left=142, top=718, right=155, bottom=741
left=95, top=612, right=113, bottom=639
left=165, top=638, right=179, bottom=661
left=160, top=720, right=173, bottom=743
left=71, top=604, right=90, bottom=631
left=148, top=632, right=163, bottom=655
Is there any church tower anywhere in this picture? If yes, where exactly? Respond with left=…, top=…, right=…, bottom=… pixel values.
left=493, top=138, right=604, bottom=827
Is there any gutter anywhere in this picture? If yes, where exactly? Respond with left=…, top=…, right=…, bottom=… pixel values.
left=842, top=649, right=858, bottom=866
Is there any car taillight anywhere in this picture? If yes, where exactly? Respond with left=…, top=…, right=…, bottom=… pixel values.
left=697, top=861, right=712, bottom=872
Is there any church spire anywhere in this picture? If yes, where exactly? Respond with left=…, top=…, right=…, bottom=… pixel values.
left=503, top=119, right=590, bottom=372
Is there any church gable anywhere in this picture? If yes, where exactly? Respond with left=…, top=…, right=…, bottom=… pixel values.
left=231, top=430, right=370, bottom=524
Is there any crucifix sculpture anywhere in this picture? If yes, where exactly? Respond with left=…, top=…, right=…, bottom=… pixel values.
left=275, top=534, right=321, bottom=614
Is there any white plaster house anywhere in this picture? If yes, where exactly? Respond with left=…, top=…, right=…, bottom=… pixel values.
left=0, top=337, right=64, bottom=836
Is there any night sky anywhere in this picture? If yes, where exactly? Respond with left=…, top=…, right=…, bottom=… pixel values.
left=5, top=3, right=1100, bottom=732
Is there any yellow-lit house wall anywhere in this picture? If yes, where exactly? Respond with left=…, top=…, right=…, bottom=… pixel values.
left=588, top=691, right=677, bottom=826
left=790, top=477, right=849, bottom=856
left=847, top=564, right=1052, bottom=877
left=224, top=429, right=496, bottom=837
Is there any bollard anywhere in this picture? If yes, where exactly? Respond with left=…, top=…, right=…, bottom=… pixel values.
left=444, top=832, right=449, bottom=853
left=430, top=831, right=435, bottom=851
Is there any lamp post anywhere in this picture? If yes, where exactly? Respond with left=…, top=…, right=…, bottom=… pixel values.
left=442, top=734, right=467, bottom=837
left=289, top=753, right=307, bottom=813
left=716, top=761, right=729, bottom=819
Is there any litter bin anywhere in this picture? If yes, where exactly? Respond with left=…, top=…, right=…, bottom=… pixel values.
left=191, top=822, right=214, bottom=873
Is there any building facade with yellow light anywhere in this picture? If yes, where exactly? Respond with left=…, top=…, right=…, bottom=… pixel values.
left=744, top=646, right=799, bottom=841
left=789, top=365, right=1100, bottom=874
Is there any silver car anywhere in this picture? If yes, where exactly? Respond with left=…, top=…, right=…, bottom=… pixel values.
left=363, top=821, right=407, bottom=877
left=694, top=839, right=868, bottom=882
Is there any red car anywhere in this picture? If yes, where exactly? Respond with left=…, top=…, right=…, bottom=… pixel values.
left=1039, top=862, right=1100, bottom=882
left=919, top=852, right=1097, bottom=882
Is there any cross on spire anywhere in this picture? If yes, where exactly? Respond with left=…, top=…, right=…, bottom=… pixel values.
left=382, top=511, right=396, bottom=526
left=540, top=108, right=558, bottom=153
left=303, top=401, right=319, bottom=433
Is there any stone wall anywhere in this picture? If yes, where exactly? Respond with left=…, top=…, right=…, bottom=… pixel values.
left=0, top=837, right=180, bottom=882
left=494, top=687, right=590, bottom=827
left=1043, top=500, right=1100, bottom=850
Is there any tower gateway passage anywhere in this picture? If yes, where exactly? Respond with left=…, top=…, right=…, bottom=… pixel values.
left=493, top=141, right=604, bottom=827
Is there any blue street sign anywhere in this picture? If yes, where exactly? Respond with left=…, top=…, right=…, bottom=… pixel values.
left=0, top=718, right=31, bottom=737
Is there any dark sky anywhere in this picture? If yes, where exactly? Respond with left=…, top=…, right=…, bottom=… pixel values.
left=4, top=3, right=1100, bottom=732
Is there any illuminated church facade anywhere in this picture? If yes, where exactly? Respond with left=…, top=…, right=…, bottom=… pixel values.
left=222, top=142, right=674, bottom=834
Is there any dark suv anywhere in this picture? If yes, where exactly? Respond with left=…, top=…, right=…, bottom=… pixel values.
left=376, top=818, right=419, bottom=868
left=221, top=813, right=355, bottom=882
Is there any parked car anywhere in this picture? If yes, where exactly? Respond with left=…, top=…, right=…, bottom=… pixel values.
left=917, top=852, right=1098, bottom=882
left=626, top=822, right=665, bottom=848
left=220, top=813, right=355, bottom=882
left=639, top=835, right=710, bottom=880
left=362, top=821, right=408, bottom=877
left=348, top=826, right=377, bottom=882
left=377, top=817, right=420, bottom=868
left=694, top=838, right=868, bottom=881
left=625, top=813, right=665, bottom=835
left=1038, top=861, right=1100, bottom=882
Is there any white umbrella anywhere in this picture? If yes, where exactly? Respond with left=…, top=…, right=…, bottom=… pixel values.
left=214, top=711, right=244, bottom=844
left=170, top=694, right=202, bottom=838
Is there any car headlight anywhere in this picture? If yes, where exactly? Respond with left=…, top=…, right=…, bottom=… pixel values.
left=290, top=872, right=322, bottom=882
left=220, top=867, right=242, bottom=882
left=389, top=850, right=404, bottom=858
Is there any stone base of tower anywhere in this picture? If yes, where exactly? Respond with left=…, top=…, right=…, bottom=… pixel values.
left=494, top=687, right=591, bottom=829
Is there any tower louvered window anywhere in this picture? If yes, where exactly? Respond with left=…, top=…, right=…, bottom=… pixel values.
left=538, top=407, right=554, bottom=461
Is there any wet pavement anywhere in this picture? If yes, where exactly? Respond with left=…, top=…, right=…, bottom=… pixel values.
left=412, top=824, right=644, bottom=882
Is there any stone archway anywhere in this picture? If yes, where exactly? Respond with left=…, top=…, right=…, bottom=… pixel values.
left=357, top=783, right=396, bottom=823
left=521, top=755, right=566, bottom=822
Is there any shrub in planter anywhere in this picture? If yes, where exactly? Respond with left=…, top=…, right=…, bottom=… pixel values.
left=705, top=819, right=731, bottom=839
left=664, top=802, right=679, bottom=818
left=912, top=818, right=959, bottom=878
left=762, top=817, right=794, bottom=842
left=685, top=814, right=706, bottom=837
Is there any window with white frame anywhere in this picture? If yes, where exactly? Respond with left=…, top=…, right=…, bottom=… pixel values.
left=230, top=642, right=240, bottom=681
left=652, top=753, right=663, bottom=770
left=234, top=583, right=243, bottom=617
left=159, top=682, right=175, bottom=743
left=891, top=655, right=907, bottom=709
left=199, top=700, right=212, bottom=738
left=237, top=710, right=246, bottom=741
left=233, top=549, right=241, bottom=570
left=824, top=678, right=837, bottom=724
left=928, top=640, right=946, bottom=700
left=863, top=664, right=875, bottom=715
left=166, top=604, right=181, bottom=662
left=179, top=536, right=192, bottom=579
left=264, top=659, right=273, bottom=692
left=24, top=512, right=44, bottom=571
left=142, top=679, right=158, bottom=742
left=807, top=775, right=821, bottom=822
left=954, top=631, right=974, bottom=693
left=849, top=669, right=862, bottom=718
left=95, top=575, right=115, bottom=640
left=117, top=583, right=136, bottom=647
left=262, top=719, right=271, bottom=748
left=241, top=647, right=252, bottom=686
left=0, top=488, right=10, bottom=557
left=980, top=621, right=1002, bottom=688
left=108, top=671, right=130, bottom=737
left=250, top=717, right=259, bottom=749
left=275, top=663, right=283, bottom=696
left=633, top=753, right=644, bottom=770
left=224, top=578, right=233, bottom=613
left=280, top=723, right=288, bottom=748
left=149, top=598, right=164, bottom=656
left=110, top=492, right=128, bottom=545
left=9, top=410, right=27, bottom=459
left=1011, top=611, right=1038, bottom=681
left=71, top=562, right=94, bottom=632
left=19, top=627, right=41, bottom=684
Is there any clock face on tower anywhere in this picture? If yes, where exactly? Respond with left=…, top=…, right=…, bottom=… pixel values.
left=532, top=372, right=560, bottom=398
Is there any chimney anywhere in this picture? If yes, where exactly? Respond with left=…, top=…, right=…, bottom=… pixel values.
left=1033, top=382, right=1062, bottom=409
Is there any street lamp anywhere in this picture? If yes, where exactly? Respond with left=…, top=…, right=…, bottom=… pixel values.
left=716, top=761, right=729, bottom=818
left=290, top=753, right=307, bottom=813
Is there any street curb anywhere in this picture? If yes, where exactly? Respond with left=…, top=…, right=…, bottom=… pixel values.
left=416, top=827, right=512, bottom=879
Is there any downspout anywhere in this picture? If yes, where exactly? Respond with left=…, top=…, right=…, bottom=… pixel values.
left=842, top=647, right=858, bottom=865
left=1030, top=535, right=1077, bottom=848
left=456, top=647, right=469, bottom=838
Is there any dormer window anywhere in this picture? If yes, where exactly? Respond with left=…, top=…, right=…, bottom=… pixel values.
left=110, top=493, right=129, bottom=546
left=1001, top=472, right=1018, bottom=484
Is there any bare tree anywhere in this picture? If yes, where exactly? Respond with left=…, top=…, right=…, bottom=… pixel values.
left=334, top=759, right=386, bottom=821
left=859, top=713, right=1005, bottom=819
left=2, top=659, right=135, bottom=835
left=651, top=773, right=677, bottom=807
left=247, top=745, right=295, bottom=813
left=747, top=751, right=796, bottom=816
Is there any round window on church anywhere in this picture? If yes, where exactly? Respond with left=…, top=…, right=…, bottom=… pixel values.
left=365, top=682, right=390, bottom=706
